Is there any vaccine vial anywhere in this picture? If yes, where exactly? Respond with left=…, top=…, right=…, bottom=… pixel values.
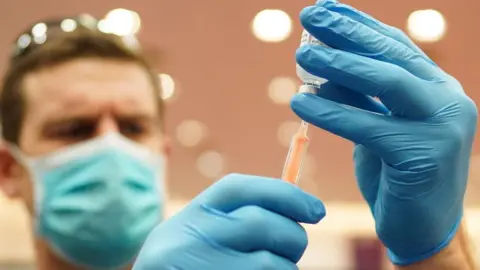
left=296, top=30, right=329, bottom=93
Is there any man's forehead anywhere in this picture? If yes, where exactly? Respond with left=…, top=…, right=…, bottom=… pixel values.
left=22, top=58, right=158, bottom=119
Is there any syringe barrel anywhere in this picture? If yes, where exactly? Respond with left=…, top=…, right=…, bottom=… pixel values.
left=296, top=29, right=329, bottom=88
left=281, top=122, right=310, bottom=185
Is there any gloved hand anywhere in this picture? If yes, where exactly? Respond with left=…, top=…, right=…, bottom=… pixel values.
left=132, top=174, right=325, bottom=270
left=291, top=0, right=478, bottom=266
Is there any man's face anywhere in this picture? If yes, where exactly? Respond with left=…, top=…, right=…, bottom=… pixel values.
left=15, top=58, right=166, bottom=213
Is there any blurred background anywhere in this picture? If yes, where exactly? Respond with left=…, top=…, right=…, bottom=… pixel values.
left=0, top=0, right=479, bottom=269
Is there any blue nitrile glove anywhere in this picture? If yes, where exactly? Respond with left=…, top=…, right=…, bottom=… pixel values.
left=291, top=0, right=478, bottom=266
left=132, top=174, right=326, bottom=270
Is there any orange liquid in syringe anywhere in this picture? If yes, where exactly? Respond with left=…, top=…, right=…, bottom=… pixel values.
left=282, top=123, right=309, bottom=185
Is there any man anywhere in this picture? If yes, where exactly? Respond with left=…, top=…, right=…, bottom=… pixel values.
left=0, top=17, right=168, bottom=270
left=133, top=1, right=477, bottom=270
left=0, top=2, right=476, bottom=270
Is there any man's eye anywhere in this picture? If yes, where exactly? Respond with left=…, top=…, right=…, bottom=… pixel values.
left=49, top=122, right=95, bottom=139
left=119, top=121, right=145, bottom=136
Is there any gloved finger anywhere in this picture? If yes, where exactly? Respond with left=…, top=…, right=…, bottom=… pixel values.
left=299, top=6, right=437, bottom=80
left=200, top=205, right=309, bottom=263
left=248, top=251, right=298, bottom=270
left=317, top=0, right=434, bottom=64
left=317, top=83, right=384, bottom=206
left=296, top=45, right=446, bottom=119
left=353, top=145, right=381, bottom=211
left=291, top=92, right=401, bottom=153
left=317, top=82, right=389, bottom=114
left=193, top=174, right=326, bottom=224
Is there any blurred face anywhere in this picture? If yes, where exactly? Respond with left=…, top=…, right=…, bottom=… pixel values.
left=16, top=58, right=166, bottom=212
left=3, top=58, right=168, bottom=269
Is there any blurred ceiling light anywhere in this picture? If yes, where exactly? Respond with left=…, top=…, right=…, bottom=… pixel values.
left=407, top=9, right=446, bottom=43
left=277, top=121, right=301, bottom=147
left=252, top=9, right=293, bottom=43
left=60, top=19, right=77, bottom=32
left=102, top=8, right=141, bottom=36
left=97, top=19, right=111, bottom=34
left=196, top=151, right=226, bottom=178
left=268, top=76, right=299, bottom=104
left=31, top=22, right=47, bottom=37
left=122, top=35, right=140, bottom=50
left=17, top=34, right=32, bottom=50
left=158, top=74, right=176, bottom=101
left=33, top=35, right=47, bottom=45
left=176, top=120, right=208, bottom=147
left=78, top=14, right=98, bottom=29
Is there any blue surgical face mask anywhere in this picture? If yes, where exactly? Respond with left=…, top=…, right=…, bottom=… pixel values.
left=9, top=133, right=165, bottom=269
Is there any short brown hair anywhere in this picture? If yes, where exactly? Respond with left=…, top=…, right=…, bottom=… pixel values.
left=0, top=30, right=163, bottom=144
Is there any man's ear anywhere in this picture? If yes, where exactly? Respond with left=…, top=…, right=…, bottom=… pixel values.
left=0, top=142, right=22, bottom=198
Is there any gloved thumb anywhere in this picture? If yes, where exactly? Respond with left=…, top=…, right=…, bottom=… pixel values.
left=291, top=93, right=395, bottom=146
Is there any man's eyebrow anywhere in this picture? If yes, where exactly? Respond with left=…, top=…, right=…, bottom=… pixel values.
left=116, top=114, right=164, bottom=128
left=116, top=113, right=158, bottom=121
left=39, top=112, right=162, bottom=128
left=41, top=116, right=96, bottom=128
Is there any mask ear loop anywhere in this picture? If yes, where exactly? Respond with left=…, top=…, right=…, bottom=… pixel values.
left=4, top=143, right=44, bottom=226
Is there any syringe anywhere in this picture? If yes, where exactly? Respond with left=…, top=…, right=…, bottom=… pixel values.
left=281, top=119, right=310, bottom=184
left=281, top=29, right=329, bottom=185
